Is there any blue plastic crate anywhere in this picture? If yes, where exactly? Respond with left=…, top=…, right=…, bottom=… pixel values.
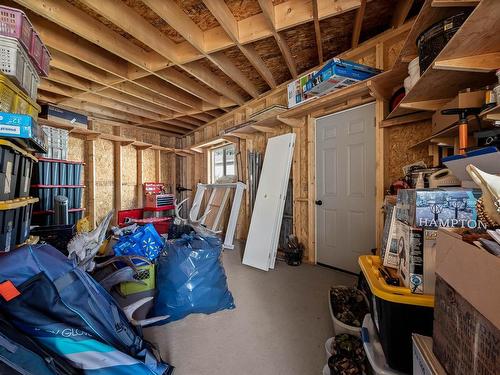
left=0, top=112, right=47, bottom=153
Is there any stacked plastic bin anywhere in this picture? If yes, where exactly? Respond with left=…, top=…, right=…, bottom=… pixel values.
left=30, top=157, right=85, bottom=226
left=0, top=6, right=52, bottom=251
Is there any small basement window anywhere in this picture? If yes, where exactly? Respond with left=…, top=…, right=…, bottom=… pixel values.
left=210, top=144, right=236, bottom=183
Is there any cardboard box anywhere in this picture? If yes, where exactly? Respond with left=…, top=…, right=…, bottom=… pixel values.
left=396, top=222, right=423, bottom=289
left=287, top=72, right=316, bottom=108
left=40, top=104, right=88, bottom=128
left=432, top=229, right=500, bottom=375
left=396, top=188, right=482, bottom=228
left=383, top=217, right=404, bottom=269
left=304, top=58, right=381, bottom=96
left=432, top=90, right=485, bottom=135
left=412, top=335, right=447, bottom=375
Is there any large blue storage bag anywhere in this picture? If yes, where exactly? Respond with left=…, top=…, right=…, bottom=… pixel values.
left=152, top=234, right=235, bottom=323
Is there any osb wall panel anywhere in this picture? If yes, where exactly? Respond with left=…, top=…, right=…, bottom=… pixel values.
left=175, top=0, right=219, bottom=31
left=226, top=0, right=262, bottom=21
left=95, top=139, right=114, bottom=222
left=386, top=120, right=433, bottom=185
left=122, top=145, right=137, bottom=210
left=93, top=122, right=114, bottom=135
left=143, top=149, right=156, bottom=182
left=67, top=136, right=85, bottom=162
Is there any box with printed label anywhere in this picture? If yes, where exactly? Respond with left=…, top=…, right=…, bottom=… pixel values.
left=304, top=58, right=381, bottom=96
left=40, top=104, right=88, bottom=128
left=409, top=228, right=438, bottom=295
left=0, top=112, right=47, bottom=153
left=287, top=72, right=317, bottom=108
left=396, top=188, right=482, bottom=229
left=395, top=222, right=423, bottom=289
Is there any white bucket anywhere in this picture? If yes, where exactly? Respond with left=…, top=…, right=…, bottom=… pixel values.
left=323, top=364, right=330, bottom=375
left=403, top=76, right=412, bottom=94
left=328, top=286, right=368, bottom=336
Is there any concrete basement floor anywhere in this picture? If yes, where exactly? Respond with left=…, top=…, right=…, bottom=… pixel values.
left=144, top=241, right=357, bottom=375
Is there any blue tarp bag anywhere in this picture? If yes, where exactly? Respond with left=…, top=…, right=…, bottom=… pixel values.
left=151, top=234, right=235, bottom=323
left=113, top=224, right=164, bottom=261
left=0, top=244, right=173, bottom=375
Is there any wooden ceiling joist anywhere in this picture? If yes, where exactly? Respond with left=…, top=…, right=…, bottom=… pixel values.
left=257, top=0, right=298, bottom=78
left=312, top=0, right=324, bottom=64
left=392, top=0, right=415, bottom=28
left=141, top=0, right=259, bottom=99
left=352, top=0, right=367, bottom=48
left=203, top=0, right=276, bottom=89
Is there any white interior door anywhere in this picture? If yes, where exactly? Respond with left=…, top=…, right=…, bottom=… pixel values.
left=243, top=134, right=296, bottom=271
left=316, top=102, right=376, bottom=273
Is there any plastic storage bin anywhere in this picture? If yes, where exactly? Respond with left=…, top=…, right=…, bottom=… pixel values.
left=328, top=286, right=368, bottom=336
left=0, top=6, right=50, bottom=76
left=30, top=224, right=75, bottom=255
left=0, top=73, right=40, bottom=119
left=0, top=112, right=47, bottom=153
left=0, top=35, right=39, bottom=100
left=358, top=255, right=434, bottom=373
left=361, top=314, right=405, bottom=375
left=0, top=139, right=37, bottom=200
left=0, top=196, right=38, bottom=252
left=32, top=158, right=83, bottom=186
left=31, top=185, right=83, bottom=211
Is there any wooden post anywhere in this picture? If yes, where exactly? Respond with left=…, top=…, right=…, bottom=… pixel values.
left=113, top=127, right=122, bottom=223
left=375, top=42, right=387, bottom=253
left=154, top=149, right=161, bottom=182
left=306, top=115, right=316, bottom=263
left=137, top=149, right=144, bottom=208
left=85, top=120, right=96, bottom=227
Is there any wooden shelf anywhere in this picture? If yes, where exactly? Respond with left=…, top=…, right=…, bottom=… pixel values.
left=190, top=136, right=230, bottom=153
left=397, top=0, right=497, bottom=111
left=38, top=118, right=100, bottom=138
left=395, top=0, right=475, bottom=66
left=433, top=0, right=500, bottom=73
left=480, top=105, right=500, bottom=121
left=131, top=141, right=152, bottom=150
left=99, top=133, right=135, bottom=145
left=151, top=145, right=174, bottom=152
left=281, top=80, right=372, bottom=118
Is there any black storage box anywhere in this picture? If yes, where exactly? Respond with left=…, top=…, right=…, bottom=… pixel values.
left=359, top=255, right=435, bottom=373
left=0, top=197, right=38, bottom=252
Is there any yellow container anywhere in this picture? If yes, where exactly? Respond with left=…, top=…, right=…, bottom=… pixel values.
left=358, top=255, right=434, bottom=307
left=119, top=263, right=156, bottom=296
left=0, top=73, right=40, bottom=120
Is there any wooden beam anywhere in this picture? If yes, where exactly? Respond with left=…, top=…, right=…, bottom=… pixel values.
left=60, top=99, right=146, bottom=123
left=203, top=0, right=276, bottom=89
left=392, top=0, right=414, bottom=28
left=155, top=149, right=161, bottom=182
left=85, top=120, right=96, bottom=227
left=45, top=68, right=95, bottom=91
left=155, top=68, right=235, bottom=108
left=141, top=0, right=258, bottom=99
left=312, top=0, right=324, bottom=64
left=113, top=127, right=122, bottom=221
left=352, top=0, right=367, bottom=48
left=137, top=148, right=144, bottom=207
left=95, top=89, right=174, bottom=118
left=39, top=79, right=84, bottom=98
left=250, top=125, right=280, bottom=134
left=182, top=62, right=246, bottom=105
left=258, top=0, right=298, bottom=78
left=209, top=52, right=260, bottom=98
left=12, top=0, right=159, bottom=71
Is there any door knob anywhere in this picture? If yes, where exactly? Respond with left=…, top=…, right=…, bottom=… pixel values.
left=315, top=200, right=323, bottom=206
